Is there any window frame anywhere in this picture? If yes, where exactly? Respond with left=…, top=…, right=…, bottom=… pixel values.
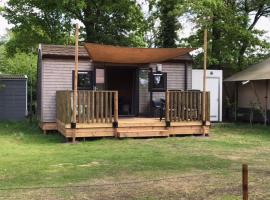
left=72, top=70, right=94, bottom=90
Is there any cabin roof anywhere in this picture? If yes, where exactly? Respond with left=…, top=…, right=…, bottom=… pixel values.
left=40, top=44, right=89, bottom=58
left=39, top=44, right=194, bottom=63
left=84, top=43, right=194, bottom=64
left=0, top=74, right=27, bottom=80
left=225, top=57, right=270, bottom=82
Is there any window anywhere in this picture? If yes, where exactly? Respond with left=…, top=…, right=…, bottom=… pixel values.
left=72, top=71, right=93, bottom=90
left=148, top=72, right=167, bottom=92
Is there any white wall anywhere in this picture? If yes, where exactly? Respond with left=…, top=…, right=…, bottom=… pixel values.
left=192, top=70, right=223, bottom=122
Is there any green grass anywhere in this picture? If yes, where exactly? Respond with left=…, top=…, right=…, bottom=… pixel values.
left=0, top=121, right=270, bottom=199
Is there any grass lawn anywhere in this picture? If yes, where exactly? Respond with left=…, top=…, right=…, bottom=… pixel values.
left=0, top=121, right=270, bottom=199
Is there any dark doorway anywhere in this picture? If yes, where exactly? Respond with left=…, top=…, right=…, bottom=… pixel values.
left=106, top=68, right=137, bottom=116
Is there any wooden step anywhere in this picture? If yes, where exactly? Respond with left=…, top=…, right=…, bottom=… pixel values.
left=117, top=129, right=169, bottom=138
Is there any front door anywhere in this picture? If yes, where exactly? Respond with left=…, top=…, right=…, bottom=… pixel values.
left=207, top=77, right=220, bottom=121
left=106, top=68, right=137, bottom=116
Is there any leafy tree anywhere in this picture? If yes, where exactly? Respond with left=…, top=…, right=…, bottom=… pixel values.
left=2, top=0, right=73, bottom=56
left=1, top=0, right=147, bottom=55
left=155, top=0, right=181, bottom=47
left=61, top=0, right=147, bottom=46
left=147, top=0, right=184, bottom=47
left=186, top=0, right=270, bottom=71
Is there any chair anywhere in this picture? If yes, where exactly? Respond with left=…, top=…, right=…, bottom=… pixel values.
left=152, top=99, right=165, bottom=121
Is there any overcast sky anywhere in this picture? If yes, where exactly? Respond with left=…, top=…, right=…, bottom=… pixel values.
left=1, top=0, right=270, bottom=42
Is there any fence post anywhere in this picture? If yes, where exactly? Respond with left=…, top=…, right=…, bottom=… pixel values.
left=113, top=91, right=118, bottom=128
left=242, top=164, right=248, bottom=200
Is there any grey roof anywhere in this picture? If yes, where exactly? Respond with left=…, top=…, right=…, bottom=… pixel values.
left=0, top=74, right=27, bottom=80
left=225, top=57, right=270, bottom=82
left=39, top=44, right=89, bottom=58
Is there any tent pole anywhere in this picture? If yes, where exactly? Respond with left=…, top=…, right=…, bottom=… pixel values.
left=72, top=23, right=80, bottom=143
left=265, top=80, right=268, bottom=125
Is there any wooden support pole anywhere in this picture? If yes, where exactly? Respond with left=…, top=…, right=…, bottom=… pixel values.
left=264, top=80, right=268, bottom=125
left=242, top=164, right=248, bottom=200
left=72, top=23, right=80, bottom=143
left=165, top=91, right=170, bottom=122
left=202, top=29, right=208, bottom=124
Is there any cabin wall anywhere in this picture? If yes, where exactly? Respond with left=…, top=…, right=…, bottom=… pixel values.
left=150, top=62, right=192, bottom=100
left=139, top=62, right=192, bottom=115
left=0, top=79, right=27, bottom=120
left=41, top=58, right=93, bottom=123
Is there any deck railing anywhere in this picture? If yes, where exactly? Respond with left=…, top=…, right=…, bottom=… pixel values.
left=165, top=90, right=210, bottom=122
left=56, top=90, right=118, bottom=124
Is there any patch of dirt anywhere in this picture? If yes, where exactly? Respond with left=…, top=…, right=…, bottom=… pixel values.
left=1, top=169, right=270, bottom=200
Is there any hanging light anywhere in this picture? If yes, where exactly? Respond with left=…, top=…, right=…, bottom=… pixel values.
left=242, top=80, right=250, bottom=85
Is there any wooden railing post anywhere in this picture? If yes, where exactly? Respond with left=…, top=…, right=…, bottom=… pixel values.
left=114, top=91, right=118, bottom=126
left=165, top=91, right=170, bottom=124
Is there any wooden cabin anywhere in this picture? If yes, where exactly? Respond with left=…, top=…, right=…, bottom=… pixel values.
left=37, top=43, right=210, bottom=139
left=224, top=57, right=270, bottom=124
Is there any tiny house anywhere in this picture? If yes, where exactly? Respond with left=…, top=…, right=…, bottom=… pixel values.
left=0, top=74, right=28, bottom=121
left=192, top=70, right=223, bottom=122
left=37, top=43, right=210, bottom=139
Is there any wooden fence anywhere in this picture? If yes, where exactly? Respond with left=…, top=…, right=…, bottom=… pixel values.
left=56, top=90, right=118, bottom=124
left=165, top=90, right=210, bottom=122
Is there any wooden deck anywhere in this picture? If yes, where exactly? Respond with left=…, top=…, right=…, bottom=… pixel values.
left=54, top=90, right=210, bottom=140
left=57, top=117, right=210, bottom=139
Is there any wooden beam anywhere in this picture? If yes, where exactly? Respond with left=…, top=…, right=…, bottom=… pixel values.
left=202, top=29, right=208, bottom=123
left=72, top=23, right=80, bottom=125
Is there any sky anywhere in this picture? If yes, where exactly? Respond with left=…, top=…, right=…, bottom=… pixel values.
left=0, top=0, right=270, bottom=41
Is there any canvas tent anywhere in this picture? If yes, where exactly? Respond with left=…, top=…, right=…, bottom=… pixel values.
left=224, top=57, right=270, bottom=123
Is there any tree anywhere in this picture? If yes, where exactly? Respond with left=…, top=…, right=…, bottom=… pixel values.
left=1, top=0, right=147, bottom=55
left=147, top=0, right=183, bottom=47
left=61, top=0, right=147, bottom=47
left=2, top=0, right=73, bottom=56
left=186, top=0, right=270, bottom=71
left=156, top=0, right=180, bottom=47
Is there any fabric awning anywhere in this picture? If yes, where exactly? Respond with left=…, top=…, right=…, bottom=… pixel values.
left=225, top=57, right=270, bottom=82
left=84, top=43, right=195, bottom=64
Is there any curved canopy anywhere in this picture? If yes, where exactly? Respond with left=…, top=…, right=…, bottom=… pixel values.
left=84, top=43, right=194, bottom=64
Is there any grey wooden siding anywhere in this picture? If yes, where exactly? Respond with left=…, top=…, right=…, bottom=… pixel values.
left=139, top=63, right=192, bottom=114
left=0, top=80, right=27, bottom=120
left=41, top=58, right=93, bottom=122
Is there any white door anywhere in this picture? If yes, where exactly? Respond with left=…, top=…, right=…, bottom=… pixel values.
left=207, top=78, right=220, bottom=121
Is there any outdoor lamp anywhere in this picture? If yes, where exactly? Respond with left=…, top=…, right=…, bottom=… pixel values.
left=156, top=64, right=162, bottom=72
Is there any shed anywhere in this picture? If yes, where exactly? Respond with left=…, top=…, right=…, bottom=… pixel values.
left=192, top=70, right=223, bottom=122
left=224, top=57, right=270, bottom=123
left=0, top=74, right=28, bottom=121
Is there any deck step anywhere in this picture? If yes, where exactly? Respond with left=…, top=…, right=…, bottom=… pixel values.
left=117, top=129, right=169, bottom=138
